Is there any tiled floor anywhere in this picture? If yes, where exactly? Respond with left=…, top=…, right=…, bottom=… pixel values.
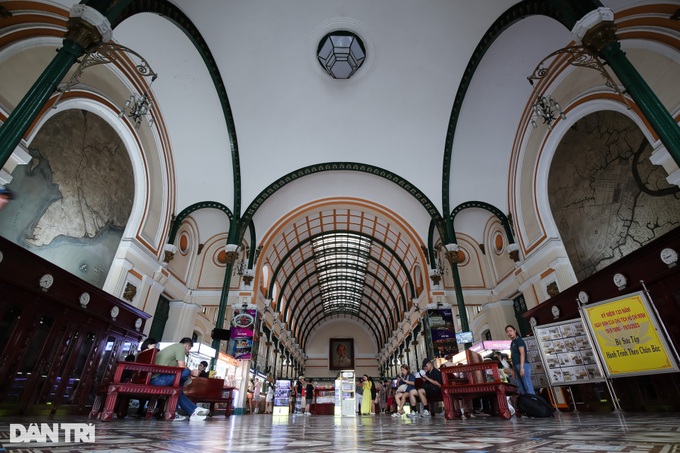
left=1, top=411, right=680, bottom=453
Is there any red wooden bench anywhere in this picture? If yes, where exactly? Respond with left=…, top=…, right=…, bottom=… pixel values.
left=89, top=348, right=184, bottom=421
left=183, top=377, right=235, bottom=418
left=440, top=350, right=518, bottom=420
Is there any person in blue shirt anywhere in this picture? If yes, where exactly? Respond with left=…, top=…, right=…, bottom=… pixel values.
left=506, top=325, right=535, bottom=394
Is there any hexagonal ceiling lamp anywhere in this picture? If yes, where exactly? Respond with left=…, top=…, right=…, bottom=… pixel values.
left=317, top=31, right=366, bottom=79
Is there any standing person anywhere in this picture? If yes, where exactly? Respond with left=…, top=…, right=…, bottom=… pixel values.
left=151, top=337, right=210, bottom=421
left=249, top=379, right=263, bottom=414
left=392, top=365, right=417, bottom=417
left=506, top=325, right=535, bottom=395
left=265, top=382, right=274, bottom=414
left=289, top=378, right=297, bottom=414
left=355, top=378, right=363, bottom=414
left=304, top=378, right=314, bottom=415
left=360, top=374, right=373, bottom=415
left=369, top=376, right=377, bottom=415
left=414, top=358, right=443, bottom=417
left=295, top=376, right=304, bottom=414
left=0, top=187, right=13, bottom=210
left=378, top=380, right=388, bottom=414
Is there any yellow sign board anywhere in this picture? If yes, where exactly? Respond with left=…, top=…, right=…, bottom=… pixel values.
left=583, top=292, right=678, bottom=377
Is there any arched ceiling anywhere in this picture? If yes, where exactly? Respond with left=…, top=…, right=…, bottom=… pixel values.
left=260, top=203, right=424, bottom=350
left=28, top=0, right=643, bottom=354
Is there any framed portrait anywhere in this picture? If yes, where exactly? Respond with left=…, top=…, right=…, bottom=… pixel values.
left=329, top=338, right=354, bottom=370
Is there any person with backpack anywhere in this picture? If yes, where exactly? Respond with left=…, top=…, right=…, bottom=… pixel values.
left=505, top=325, right=535, bottom=395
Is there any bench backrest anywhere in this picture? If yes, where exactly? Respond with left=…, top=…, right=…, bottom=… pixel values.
left=184, top=377, right=226, bottom=399
left=129, top=348, right=158, bottom=384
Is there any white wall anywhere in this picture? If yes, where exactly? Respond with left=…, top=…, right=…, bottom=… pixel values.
left=304, top=318, right=379, bottom=378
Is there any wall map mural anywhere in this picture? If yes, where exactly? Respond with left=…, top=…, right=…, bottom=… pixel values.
left=548, top=111, right=680, bottom=281
left=0, top=109, right=134, bottom=288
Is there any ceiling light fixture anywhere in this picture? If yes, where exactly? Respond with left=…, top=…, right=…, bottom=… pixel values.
left=530, top=95, right=566, bottom=130
left=53, top=42, right=158, bottom=129
left=317, top=31, right=366, bottom=79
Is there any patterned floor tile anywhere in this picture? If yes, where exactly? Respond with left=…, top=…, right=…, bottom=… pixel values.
left=0, top=412, right=679, bottom=452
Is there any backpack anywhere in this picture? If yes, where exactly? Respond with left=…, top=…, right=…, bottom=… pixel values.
left=517, top=394, right=555, bottom=418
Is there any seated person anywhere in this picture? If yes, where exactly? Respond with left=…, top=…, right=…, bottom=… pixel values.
left=197, top=360, right=209, bottom=378
left=393, top=364, right=417, bottom=417
left=414, top=358, right=443, bottom=417
left=150, top=337, right=209, bottom=421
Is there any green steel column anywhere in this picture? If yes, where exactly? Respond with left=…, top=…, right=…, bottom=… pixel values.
left=210, top=221, right=242, bottom=363
left=599, top=42, right=680, bottom=167
left=444, top=216, right=470, bottom=348
left=0, top=0, right=122, bottom=170
left=0, top=40, right=83, bottom=168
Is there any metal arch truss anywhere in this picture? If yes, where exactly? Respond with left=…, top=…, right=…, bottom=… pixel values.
left=53, top=42, right=158, bottom=108
left=527, top=45, right=632, bottom=109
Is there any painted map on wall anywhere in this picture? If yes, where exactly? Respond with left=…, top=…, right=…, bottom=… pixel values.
left=0, top=109, right=134, bottom=288
left=548, top=111, right=680, bottom=281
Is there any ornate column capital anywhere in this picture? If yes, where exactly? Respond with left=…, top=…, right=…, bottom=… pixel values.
left=66, top=4, right=112, bottom=51
left=572, top=7, right=617, bottom=53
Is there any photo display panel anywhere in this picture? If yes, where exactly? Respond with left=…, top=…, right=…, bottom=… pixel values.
left=533, top=319, right=604, bottom=387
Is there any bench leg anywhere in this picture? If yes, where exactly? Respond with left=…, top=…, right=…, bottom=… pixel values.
left=100, top=389, right=118, bottom=422
left=495, top=391, right=513, bottom=420
left=145, top=397, right=159, bottom=419
left=442, top=392, right=455, bottom=420
left=164, top=394, right=179, bottom=420
left=89, top=393, right=104, bottom=419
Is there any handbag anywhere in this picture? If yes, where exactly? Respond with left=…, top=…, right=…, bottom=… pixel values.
left=396, top=384, right=408, bottom=393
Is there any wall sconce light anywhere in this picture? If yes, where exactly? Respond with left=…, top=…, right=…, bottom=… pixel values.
left=444, top=243, right=460, bottom=265
left=507, top=243, right=521, bottom=262
left=163, top=243, right=178, bottom=263
left=224, top=244, right=239, bottom=264
left=119, top=75, right=157, bottom=129
left=54, top=40, right=159, bottom=128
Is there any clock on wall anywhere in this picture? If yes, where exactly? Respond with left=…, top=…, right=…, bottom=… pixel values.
left=39, top=273, right=54, bottom=291
left=660, top=247, right=678, bottom=267
left=110, top=306, right=120, bottom=320
left=551, top=305, right=560, bottom=318
left=135, top=318, right=143, bottom=331
left=529, top=317, right=538, bottom=327
left=613, top=272, right=628, bottom=289
left=79, top=292, right=90, bottom=308
left=578, top=291, right=590, bottom=304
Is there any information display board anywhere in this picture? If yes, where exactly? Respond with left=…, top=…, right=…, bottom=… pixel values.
left=337, top=370, right=356, bottom=417
left=582, top=291, right=679, bottom=378
left=522, top=336, right=549, bottom=389
left=533, top=319, right=604, bottom=387
left=273, top=379, right=290, bottom=415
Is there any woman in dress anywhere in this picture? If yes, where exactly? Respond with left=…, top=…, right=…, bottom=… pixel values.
left=360, top=374, right=373, bottom=415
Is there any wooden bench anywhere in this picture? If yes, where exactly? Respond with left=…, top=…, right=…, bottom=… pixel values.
left=183, top=377, right=235, bottom=418
left=440, top=350, right=518, bottom=420
left=89, top=348, right=184, bottom=421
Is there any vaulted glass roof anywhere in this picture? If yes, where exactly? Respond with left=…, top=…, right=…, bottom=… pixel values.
left=311, top=232, right=371, bottom=316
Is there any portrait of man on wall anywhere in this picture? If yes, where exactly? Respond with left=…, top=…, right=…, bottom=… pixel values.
left=330, top=338, right=354, bottom=370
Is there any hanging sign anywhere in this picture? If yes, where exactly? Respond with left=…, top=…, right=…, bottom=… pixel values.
left=582, top=291, right=679, bottom=378
left=427, top=308, right=459, bottom=357
left=227, top=308, right=258, bottom=360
